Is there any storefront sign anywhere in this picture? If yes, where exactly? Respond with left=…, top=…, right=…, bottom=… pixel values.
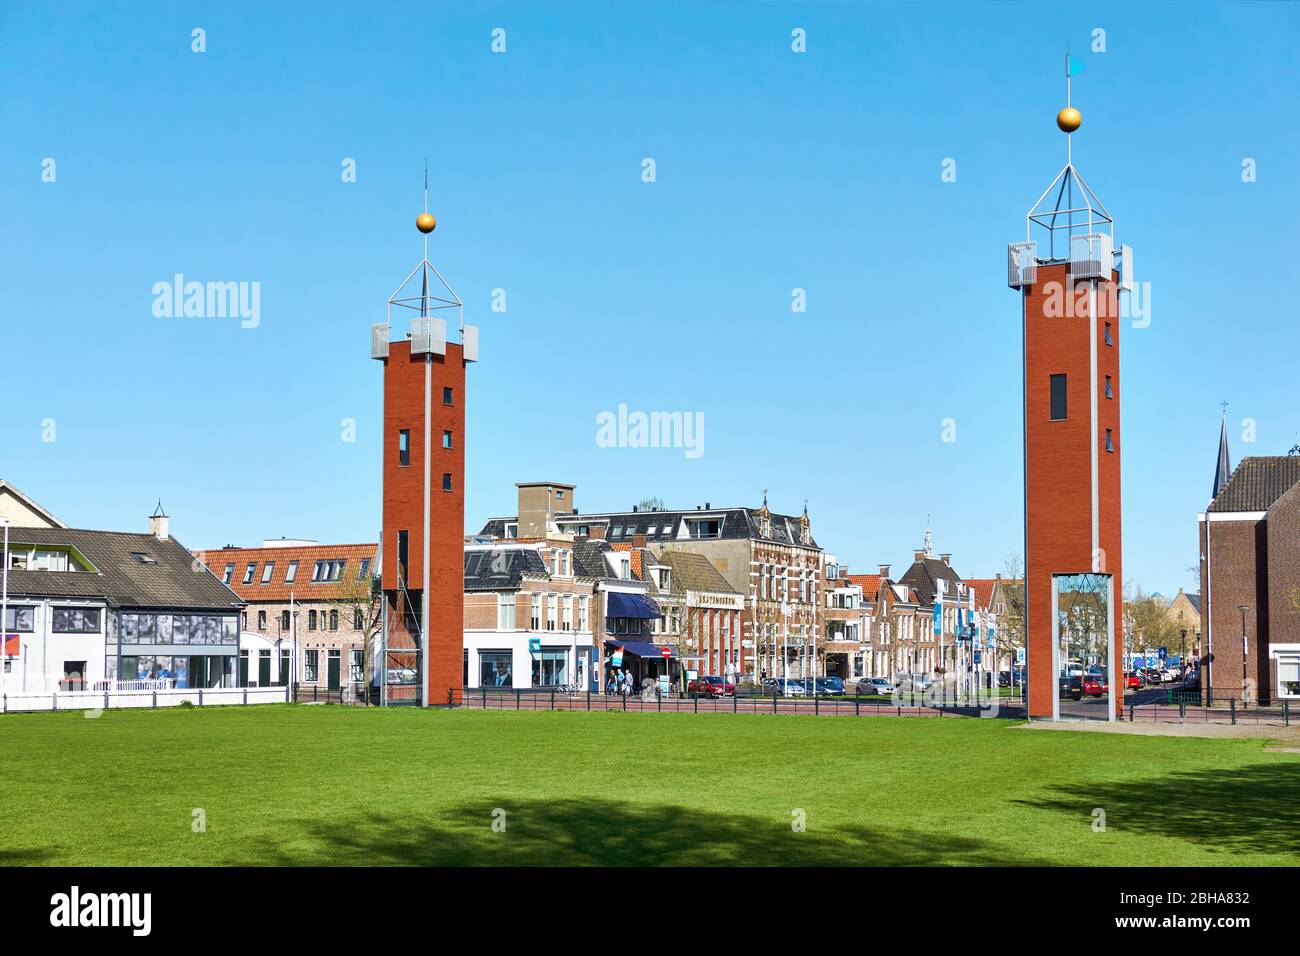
left=686, top=591, right=744, bottom=610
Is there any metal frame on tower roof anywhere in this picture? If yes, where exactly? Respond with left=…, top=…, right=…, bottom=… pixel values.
left=1023, top=50, right=1114, bottom=260
left=387, top=165, right=464, bottom=335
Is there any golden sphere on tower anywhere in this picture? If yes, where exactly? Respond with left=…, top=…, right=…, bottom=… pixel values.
left=1057, top=106, right=1082, bottom=133
left=416, top=212, right=436, bottom=234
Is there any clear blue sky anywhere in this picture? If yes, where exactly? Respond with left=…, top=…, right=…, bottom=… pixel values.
left=3, top=1, right=1297, bottom=594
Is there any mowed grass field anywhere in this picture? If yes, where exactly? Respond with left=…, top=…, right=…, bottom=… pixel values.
left=3, top=705, right=1297, bottom=866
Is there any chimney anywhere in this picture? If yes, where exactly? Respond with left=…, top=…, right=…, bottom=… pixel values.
left=632, top=533, right=647, bottom=550
left=940, top=553, right=951, bottom=566
left=705, top=502, right=711, bottom=510
left=588, top=525, right=606, bottom=541
left=516, top=482, right=575, bottom=538
left=149, top=500, right=169, bottom=539
left=913, top=549, right=925, bottom=562
left=878, top=564, right=891, bottom=578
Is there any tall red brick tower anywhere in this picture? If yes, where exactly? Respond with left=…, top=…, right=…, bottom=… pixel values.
left=372, top=183, right=478, bottom=706
left=1008, top=58, right=1131, bottom=720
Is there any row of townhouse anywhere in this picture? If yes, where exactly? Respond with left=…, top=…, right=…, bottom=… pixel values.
left=471, top=482, right=818, bottom=692
left=822, top=541, right=1024, bottom=684
left=1, top=473, right=1024, bottom=700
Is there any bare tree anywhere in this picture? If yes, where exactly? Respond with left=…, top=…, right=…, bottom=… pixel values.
left=329, top=570, right=383, bottom=700
left=1123, top=582, right=1180, bottom=669
left=994, top=553, right=1026, bottom=674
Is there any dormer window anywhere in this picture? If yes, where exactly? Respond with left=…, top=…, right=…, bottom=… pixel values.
left=34, top=550, right=72, bottom=571
left=687, top=518, right=721, bottom=539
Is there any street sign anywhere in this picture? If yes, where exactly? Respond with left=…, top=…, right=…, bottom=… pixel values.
left=973, top=652, right=982, bottom=664
left=528, top=637, right=542, bottom=652
left=1158, top=646, right=1168, bottom=661
left=660, top=646, right=672, bottom=659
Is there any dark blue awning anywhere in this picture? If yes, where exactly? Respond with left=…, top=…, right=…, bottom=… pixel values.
left=605, top=592, right=660, bottom=619
left=606, top=639, right=676, bottom=659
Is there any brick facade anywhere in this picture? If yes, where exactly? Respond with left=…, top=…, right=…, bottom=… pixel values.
left=382, top=338, right=467, bottom=705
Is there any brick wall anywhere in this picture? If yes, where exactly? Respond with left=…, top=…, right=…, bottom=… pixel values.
left=382, top=339, right=467, bottom=704
left=1023, top=263, right=1123, bottom=718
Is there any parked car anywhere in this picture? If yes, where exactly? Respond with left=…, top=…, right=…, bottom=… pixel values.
left=896, top=673, right=933, bottom=694
left=811, top=677, right=846, bottom=696
left=1059, top=675, right=1083, bottom=701
left=1081, top=676, right=1107, bottom=698
left=1122, top=673, right=1142, bottom=690
left=687, top=676, right=734, bottom=699
left=852, top=677, right=895, bottom=696
left=762, top=678, right=807, bottom=697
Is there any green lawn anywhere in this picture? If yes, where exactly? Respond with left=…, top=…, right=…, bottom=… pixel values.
left=3, top=705, right=1297, bottom=866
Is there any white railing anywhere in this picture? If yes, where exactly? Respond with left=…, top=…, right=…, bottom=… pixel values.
left=91, top=678, right=176, bottom=692
left=0, top=685, right=289, bottom=714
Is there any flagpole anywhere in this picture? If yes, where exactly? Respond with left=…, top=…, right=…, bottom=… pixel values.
left=2, top=519, right=9, bottom=695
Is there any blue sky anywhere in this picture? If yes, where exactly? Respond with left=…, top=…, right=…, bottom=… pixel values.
left=3, top=1, right=1297, bottom=594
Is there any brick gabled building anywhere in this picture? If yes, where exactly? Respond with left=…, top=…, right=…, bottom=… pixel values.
left=194, top=540, right=379, bottom=693
left=1198, top=454, right=1300, bottom=704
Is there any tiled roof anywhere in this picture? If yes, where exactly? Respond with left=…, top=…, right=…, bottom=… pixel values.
left=847, top=574, right=881, bottom=598
left=463, top=547, right=548, bottom=591
left=607, top=541, right=646, bottom=579
left=194, top=543, right=377, bottom=602
left=898, top=556, right=964, bottom=607
left=6, top=527, right=242, bottom=610
left=1208, top=456, right=1300, bottom=513
left=572, top=538, right=616, bottom=580
left=964, top=578, right=999, bottom=610
left=656, top=551, right=741, bottom=595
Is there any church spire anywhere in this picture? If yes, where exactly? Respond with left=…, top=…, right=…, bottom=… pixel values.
left=1211, top=404, right=1231, bottom=501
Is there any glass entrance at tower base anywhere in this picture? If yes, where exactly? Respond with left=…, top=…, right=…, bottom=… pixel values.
left=1052, top=573, right=1116, bottom=721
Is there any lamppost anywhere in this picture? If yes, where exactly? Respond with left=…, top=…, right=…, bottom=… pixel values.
left=1238, top=604, right=1250, bottom=704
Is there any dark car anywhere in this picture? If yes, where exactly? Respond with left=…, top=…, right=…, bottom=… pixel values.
left=1059, top=675, right=1083, bottom=701
left=811, top=677, right=846, bottom=696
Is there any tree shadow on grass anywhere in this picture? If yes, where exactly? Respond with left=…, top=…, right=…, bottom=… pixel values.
left=0, top=847, right=58, bottom=865
left=258, top=799, right=1053, bottom=866
left=1021, top=762, right=1300, bottom=859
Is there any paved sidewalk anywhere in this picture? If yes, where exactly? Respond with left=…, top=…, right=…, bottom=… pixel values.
left=1020, top=718, right=1300, bottom=745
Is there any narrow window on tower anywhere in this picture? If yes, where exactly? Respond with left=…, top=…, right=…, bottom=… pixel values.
left=442, top=472, right=453, bottom=492
left=1049, top=374, right=1068, bottom=421
left=1104, top=322, right=1113, bottom=346
left=397, top=530, right=409, bottom=587
left=1105, top=375, right=1113, bottom=400
left=442, top=430, right=453, bottom=449
left=443, top=386, right=454, bottom=405
left=398, top=429, right=410, bottom=467
left=1106, top=429, right=1115, bottom=453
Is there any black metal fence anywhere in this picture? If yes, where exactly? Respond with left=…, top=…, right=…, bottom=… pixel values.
left=458, top=686, right=1022, bottom=719
left=290, top=682, right=373, bottom=706
left=1127, top=696, right=1292, bottom=727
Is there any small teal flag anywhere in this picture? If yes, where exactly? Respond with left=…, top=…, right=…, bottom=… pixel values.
left=933, top=599, right=942, bottom=637
left=1067, top=54, right=1085, bottom=77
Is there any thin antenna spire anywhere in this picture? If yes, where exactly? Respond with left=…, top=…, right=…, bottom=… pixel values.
left=1065, top=47, right=1072, bottom=168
